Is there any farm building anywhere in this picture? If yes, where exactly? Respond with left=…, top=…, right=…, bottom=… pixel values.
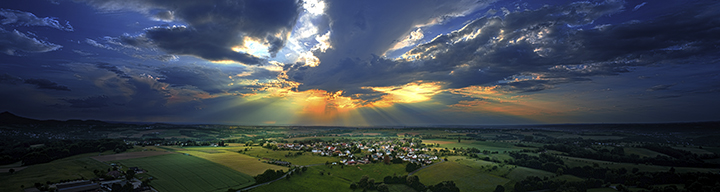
left=55, top=180, right=101, bottom=192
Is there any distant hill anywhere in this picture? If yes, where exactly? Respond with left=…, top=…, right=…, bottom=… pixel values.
left=0, top=111, right=112, bottom=125
left=0, top=111, right=40, bottom=124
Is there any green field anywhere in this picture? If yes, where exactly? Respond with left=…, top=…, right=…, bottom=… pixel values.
left=172, top=145, right=340, bottom=166
left=0, top=152, right=110, bottom=192
left=560, top=155, right=720, bottom=173
left=671, top=146, right=714, bottom=155
left=251, top=163, right=410, bottom=192
left=250, top=166, right=353, bottom=192
left=625, top=147, right=670, bottom=158
left=422, top=139, right=533, bottom=152
left=238, top=146, right=340, bottom=166
left=435, top=156, right=582, bottom=191
left=387, top=184, right=417, bottom=192
left=316, top=162, right=407, bottom=182
left=414, top=161, right=510, bottom=192
left=180, top=149, right=289, bottom=175
left=117, top=153, right=255, bottom=192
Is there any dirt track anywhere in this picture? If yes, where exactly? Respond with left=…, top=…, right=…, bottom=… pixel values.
left=91, top=151, right=174, bottom=162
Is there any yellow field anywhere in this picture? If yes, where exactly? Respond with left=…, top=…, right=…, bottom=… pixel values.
left=180, top=150, right=289, bottom=176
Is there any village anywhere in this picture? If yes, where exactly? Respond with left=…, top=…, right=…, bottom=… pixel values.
left=270, top=138, right=440, bottom=166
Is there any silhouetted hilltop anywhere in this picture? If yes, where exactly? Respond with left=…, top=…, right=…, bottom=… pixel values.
left=0, top=111, right=39, bottom=124
left=0, top=112, right=112, bottom=125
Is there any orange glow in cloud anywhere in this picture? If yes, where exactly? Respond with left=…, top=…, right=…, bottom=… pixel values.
left=446, top=85, right=571, bottom=122
left=234, top=79, right=366, bottom=124
left=448, top=85, right=504, bottom=99
left=293, top=90, right=362, bottom=120
left=363, top=81, right=444, bottom=107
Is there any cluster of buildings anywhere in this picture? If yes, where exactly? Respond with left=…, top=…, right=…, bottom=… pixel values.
left=275, top=139, right=438, bottom=165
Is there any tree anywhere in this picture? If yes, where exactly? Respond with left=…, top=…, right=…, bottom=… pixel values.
left=358, top=175, right=369, bottom=188
left=406, top=175, right=425, bottom=191
left=126, top=169, right=135, bottom=180
left=367, top=179, right=376, bottom=190
left=406, top=163, right=420, bottom=172
left=391, top=158, right=403, bottom=164
left=377, top=184, right=389, bottom=192
left=141, top=179, right=151, bottom=187
left=9, top=168, right=14, bottom=174
left=428, top=181, right=460, bottom=192
left=350, top=182, right=358, bottom=190
left=493, top=185, right=505, bottom=192
left=523, top=136, right=534, bottom=142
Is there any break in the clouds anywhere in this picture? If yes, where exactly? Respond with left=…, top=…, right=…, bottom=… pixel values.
left=75, top=0, right=301, bottom=64
left=0, top=0, right=719, bottom=125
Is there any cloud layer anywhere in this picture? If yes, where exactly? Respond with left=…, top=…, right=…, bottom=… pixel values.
left=0, top=27, right=62, bottom=55
left=0, top=8, right=73, bottom=31
left=77, top=0, right=301, bottom=64
left=288, top=0, right=720, bottom=96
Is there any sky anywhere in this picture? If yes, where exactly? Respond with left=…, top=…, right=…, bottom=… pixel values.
left=0, top=0, right=719, bottom=126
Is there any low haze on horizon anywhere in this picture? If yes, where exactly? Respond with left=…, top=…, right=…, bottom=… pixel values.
left=1, top=0, right=719, bottom=126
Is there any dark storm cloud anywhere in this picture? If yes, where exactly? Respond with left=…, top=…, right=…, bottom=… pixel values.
left=63, top=95, right=110, bottom=108
left=290, top=0, right=720, bottom=95
left=0, top=73, right=23, bottom=84
left=0, top=73, right=70, bottom=91
left=0, top=8, right=73, bottom=31
left=156, top=66, right=232, bottom=94
left=287, top=0, right=497, bottom=93
left=95, top=62, right=131, bottom=79
left=156, top=65, right=280, bottom=94
left=79, top=0, right=301, bottom=64
left=0, top=27, right=62, bottom=55
left=23, top=78, right=71, bottom=91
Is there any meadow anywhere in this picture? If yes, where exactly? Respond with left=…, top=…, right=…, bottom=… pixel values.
left=0, top=152, right=110, bottom=192
left=178, top=148, right=289, bottom=175
left=251, top=163, right=408, bottom=192
left=560, top=155, right=720, bottom=173
left=423, top=139, right=532, bottom=153
left=250, top=166, right=352, bottom=192
left=117, top=153, right=255, bottom=192
left=171, top=145, right=340, bottom=166
left=625, top=147, right=670, bottom=158
left=414, top=161, right=510, bottom=192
